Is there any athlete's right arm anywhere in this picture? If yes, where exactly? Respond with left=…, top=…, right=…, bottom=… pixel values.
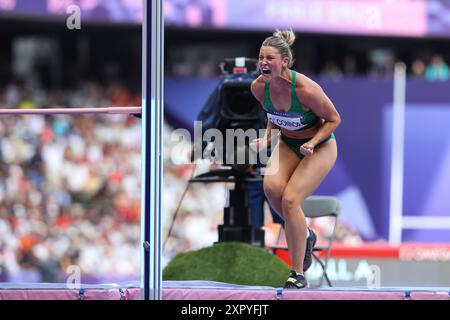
left=250, top=78, right=279, bottom=151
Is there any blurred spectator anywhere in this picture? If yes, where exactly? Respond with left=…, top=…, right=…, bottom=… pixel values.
left=425, top=54, right=450, bottom=82
left=4, top=81, right=21, bottom=107
left=320, top=60, right=343, bottom=80
left=411, top=58, right=426, bottom=78
left=197, top=54, right=218, bottom=78
left=172, top=56, right=195, bottom=78
left=343, top=55, right=358, bottom=76
left=367, top=49, right=395, bottom=79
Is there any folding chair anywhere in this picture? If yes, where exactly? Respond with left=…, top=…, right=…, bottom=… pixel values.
left=270, top=195, right=340, bottom=287
left=302, top=195, right=340, bottom=287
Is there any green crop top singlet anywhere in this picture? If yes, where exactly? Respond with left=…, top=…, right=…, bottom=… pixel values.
left=264, top=70, right=319, bottom=131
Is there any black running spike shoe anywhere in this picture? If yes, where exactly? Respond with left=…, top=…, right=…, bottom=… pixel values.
left=303, top=227, right=317, bottom=272
left=284, top=270, right=308, bottom=289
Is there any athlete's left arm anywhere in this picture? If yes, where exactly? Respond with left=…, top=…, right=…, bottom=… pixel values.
left=297, top=81, right=341, bottom=147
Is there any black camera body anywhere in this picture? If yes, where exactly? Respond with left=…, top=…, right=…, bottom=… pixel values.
left=192, top=58, right=267, bottom=247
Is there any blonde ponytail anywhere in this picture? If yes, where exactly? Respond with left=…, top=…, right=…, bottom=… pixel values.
left=273, top=29, right=296, bottom=47
left=262, top=29, right=296, bottom=68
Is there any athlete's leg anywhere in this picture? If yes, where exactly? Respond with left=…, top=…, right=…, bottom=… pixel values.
left=282, top=139, right=337, bottom=273
left=263, top=139, right=301, bottom=217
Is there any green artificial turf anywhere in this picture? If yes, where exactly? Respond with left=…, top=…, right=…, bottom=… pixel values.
left=163, top=242, right=290, bottom=287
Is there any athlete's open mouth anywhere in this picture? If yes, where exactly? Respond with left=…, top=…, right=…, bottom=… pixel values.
left=262, top=69, right=271, bottom=74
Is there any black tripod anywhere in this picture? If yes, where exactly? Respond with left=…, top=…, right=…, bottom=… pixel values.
left=189, top=167, right=265, bottom=247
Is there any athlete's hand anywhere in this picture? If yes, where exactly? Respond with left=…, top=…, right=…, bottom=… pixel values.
left=300, top=142, right=314, bottom=156
left=250, top=138, right=269, bottom=152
